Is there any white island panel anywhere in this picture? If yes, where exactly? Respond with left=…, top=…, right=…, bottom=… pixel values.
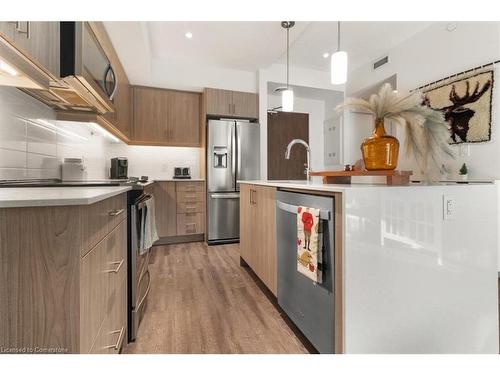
left=343, top=185, right=498, bottom=353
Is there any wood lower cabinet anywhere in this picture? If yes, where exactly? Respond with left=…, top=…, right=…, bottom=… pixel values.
left=152, top=181, right=206, bottom=243
left=204, top=88, right=258, bottom=119
left=131, top=86, right=201, bottom=147
left=240, top=184, right=277, bottom=295
left=0, top=193, right=128, bottom=353
left=154, top=181, right=177, bottom=237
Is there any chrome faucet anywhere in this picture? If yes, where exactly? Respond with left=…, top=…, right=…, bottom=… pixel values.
left=285, top=139, right=312, bottom=181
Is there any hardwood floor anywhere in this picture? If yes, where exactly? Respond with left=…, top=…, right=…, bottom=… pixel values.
left=124, top=242, right=308, bottom=354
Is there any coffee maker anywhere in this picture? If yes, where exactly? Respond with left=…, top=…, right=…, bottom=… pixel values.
left=110, top=157, right=128, bottom=179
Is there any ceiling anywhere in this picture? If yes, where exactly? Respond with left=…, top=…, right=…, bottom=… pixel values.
left=146, top=21, right=310, bottom=72
left=284, top=21, right=432, bottom=72
left=105, top=21, right=433, bottom=81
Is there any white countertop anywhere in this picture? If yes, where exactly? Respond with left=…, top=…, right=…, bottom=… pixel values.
left=0, top=186, right=132, bottom=208
left=238, top=179, right=495, bottom=192
left=153, top=179, right=205, bottom=182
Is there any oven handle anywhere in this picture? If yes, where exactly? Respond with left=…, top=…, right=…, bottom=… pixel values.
left=276, top=200, right=331, bottom=221
left=210, top=193, right=240, bottom=199
left=137, top=269, right=151, bottom=311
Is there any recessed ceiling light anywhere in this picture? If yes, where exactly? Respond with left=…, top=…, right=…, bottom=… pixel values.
left=323, top=52, right=329, bottom=59
left=185, top=32, right=193, bottom=39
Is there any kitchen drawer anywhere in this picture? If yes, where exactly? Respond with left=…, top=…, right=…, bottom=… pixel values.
left=176, top=212, right=204, bottom=235
left=80, top=220, right=127, bottom=353
left=81, top=199, right=109, bottom=256
left=175, top=181, right=205, bottom=192
left=80, top=239, right=108, bottom=353
left=176, top=190, right=205, bottom=203
left=176, top=201, right=205, bottom=214
left=81, top=193, right=126, bottom=257
left=104, top=220, right=127, bottom=309
left=107, top=193, right=127, bottom=231
left=90, top=276, right=127, bottom=354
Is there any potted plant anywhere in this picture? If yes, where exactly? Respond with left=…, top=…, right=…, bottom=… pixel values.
left=459, top=163, right=468, bottom=181
left=336, top=83, right=454, bottom=177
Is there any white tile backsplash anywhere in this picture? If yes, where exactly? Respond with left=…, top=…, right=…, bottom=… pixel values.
left=106, top=144, right=201, bottom=180
left=0, top=86, right=202, bottom=181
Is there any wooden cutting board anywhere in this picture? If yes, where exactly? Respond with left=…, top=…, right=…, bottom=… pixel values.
left=310, top=170, right=413, bottom=185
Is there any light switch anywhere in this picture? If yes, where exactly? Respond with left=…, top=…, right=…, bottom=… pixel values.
left=443, top=195, right=456, bottom=220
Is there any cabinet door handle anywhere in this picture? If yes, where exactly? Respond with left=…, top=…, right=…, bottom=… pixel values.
left=104, top=327, right=125, bottom=351
left=232, top=103, right=236, bottom=114
left=108, top=208, right=124, bottom=216
left=15, top=21, right=30, bottom=39
left=106, top=259, right=124, bottom=273
left=250, top=189, right=256, bottom=205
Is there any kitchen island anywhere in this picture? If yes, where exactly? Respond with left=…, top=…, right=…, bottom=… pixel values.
left=239, top=180, right=499, bottom=354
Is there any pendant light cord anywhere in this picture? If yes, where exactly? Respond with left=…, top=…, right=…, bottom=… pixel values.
left=286, top=25, right=290, bottom=89
left=337, top=21, right=341, bottom=51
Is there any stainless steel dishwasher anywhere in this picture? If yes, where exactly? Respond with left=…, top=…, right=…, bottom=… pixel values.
left=276, top=190, right=335, bottom=354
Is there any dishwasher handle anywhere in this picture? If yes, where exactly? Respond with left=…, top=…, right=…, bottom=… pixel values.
left=277, top=200, right=331, bottom=221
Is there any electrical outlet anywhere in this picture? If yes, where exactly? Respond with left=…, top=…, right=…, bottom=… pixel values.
left=443, top=195, right=456, bottom=220
left=459, top=144, right=470, bottom=157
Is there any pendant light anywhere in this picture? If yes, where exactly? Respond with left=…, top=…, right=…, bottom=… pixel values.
left=331, top=21, right=348, bottom=85
left=281, top=21, right=295, bottom=112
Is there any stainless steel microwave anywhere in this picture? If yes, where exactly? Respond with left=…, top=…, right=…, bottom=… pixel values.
left=59, top=22, right=116, bottom=114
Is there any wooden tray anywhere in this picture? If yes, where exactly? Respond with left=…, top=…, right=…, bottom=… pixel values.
left=310, top=170, right=413, bottom=186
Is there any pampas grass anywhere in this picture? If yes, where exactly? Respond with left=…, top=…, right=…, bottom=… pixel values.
left=336, top=83, right=454, bottom=179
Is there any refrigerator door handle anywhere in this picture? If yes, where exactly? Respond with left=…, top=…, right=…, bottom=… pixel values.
left=237, top=123, right=242, bottom=181
left=231, top=123, right=236, bottom=182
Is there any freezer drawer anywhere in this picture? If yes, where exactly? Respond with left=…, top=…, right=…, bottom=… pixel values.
left=276, top=191, right=335, bottom=354
left=207, top=192, right=240, bottom=243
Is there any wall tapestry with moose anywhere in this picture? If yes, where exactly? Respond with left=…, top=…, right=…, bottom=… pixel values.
left=423, top=70, right=494, bottom=144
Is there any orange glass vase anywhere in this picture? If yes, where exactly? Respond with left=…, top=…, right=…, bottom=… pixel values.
left=361, top=118, right=399, bottom=170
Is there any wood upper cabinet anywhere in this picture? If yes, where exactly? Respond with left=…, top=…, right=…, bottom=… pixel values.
left=132, top=86, right=169, bottom=142
left=232, top=90, right=259, bottom=119
left=10, top=22, right=60, bottom=78
left=204, top=88, right=234, bottom=117
left=168, top=90, right=201, bottom=146
left=205, top=88, right=258, bottom=119
left=0, top=22, right=16, bottom=41
left=240, top=184, right=277, bottom=295
left=132, top=86, right=201, bottom=147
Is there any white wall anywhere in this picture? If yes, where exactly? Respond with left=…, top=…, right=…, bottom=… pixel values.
left=346, top=22, right=500, bottom=180
left=149, top=59, right=258, bottom=93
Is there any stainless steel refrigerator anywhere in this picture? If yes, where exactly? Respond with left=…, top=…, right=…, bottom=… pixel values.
left=207, top=119, right=260, bottom=244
